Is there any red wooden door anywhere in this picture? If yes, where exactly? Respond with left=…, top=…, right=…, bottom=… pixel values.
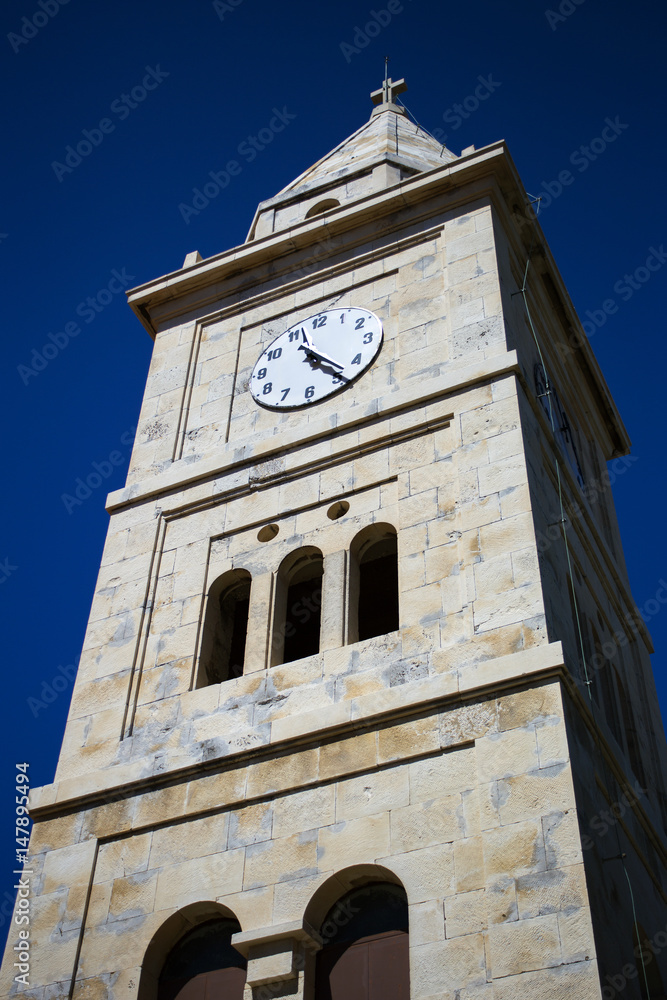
left=315, top=929, right=409, bottom=1000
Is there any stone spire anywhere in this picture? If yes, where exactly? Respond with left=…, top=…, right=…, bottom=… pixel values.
left=247, top=77, right=458, bottom=241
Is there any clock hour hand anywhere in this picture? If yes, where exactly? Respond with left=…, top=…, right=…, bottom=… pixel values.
left=298, top=342, right=345, bottom=370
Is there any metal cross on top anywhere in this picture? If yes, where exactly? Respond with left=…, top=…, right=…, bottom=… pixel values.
left=371, top=75, right=407, bottom=108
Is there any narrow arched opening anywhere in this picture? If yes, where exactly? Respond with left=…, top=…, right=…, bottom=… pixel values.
left=349, top=524, right=399, bottom=644
left=157, top=917, right=246, bottom=1000
left=272, top=547, right=323, bottom=666
left=198, top=569, right=251, bottom=687
left=314, top=881, right=409, bottom=1000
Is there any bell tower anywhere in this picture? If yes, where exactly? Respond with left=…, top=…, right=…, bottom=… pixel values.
left=3, top=80, right=667, bottom=1000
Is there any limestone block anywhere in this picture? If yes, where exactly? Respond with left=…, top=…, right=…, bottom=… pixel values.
left=81, top=796, right=137, bottom=842
left=485, top=875, right=519, bottom=925
left=445, top=888, right=487, bottom=937
left=391, top=794, right=465, bottom=853
left=460, top=397, right=518, bottom=447
left=478, top=511, right=536, bottom=560
left=149, top=811, right=229, bottom=867
left=217, top=884, right=274, bottom=932
left=319, top=732, right=376, bottom=781
left=401, top=582, right=443, bottom=626
left=273, top=872, right=327, bottom=924
left=490, top=961, right=602, bottom=1000
left=558, top=906, right=596, bottom=964
left=244, top=831, right=318, bottom=889
left=473, top=583, right=543, bottom=634
left=536, top=719, right=570, bottom=769
left=95, top=833, right=152, bottom=884
left=85, top=880, right=113, bottom=928
left=154, top=848, right=245, bottom=910
left=28, top=813, right=83, bottom=856
left=273, top=786, right=335, bottom=839
left=409, top=898, right=446, bottom=945
left=42, top=840, right=96, bottom=895
left=515, top=865, right=588, bottom=921
left=336, top=767, right=409, bottom=822
left=411, top=934, right=486, bottom=996
left=246, top=748, right=320, bottom=799
left=108, top=869, right=158, bottom=922
left=476, top=728, right=539, bottom=783
left=543, top=810, right=583, bottom=869
left=440, top=701, right=497, bottom=749
left=318, top=813, right=390, bottom=871
left=478, top=454, right=528, bottom=498
left=482, top=821, right=546, bottom=879
left=497, top=764, right=576, bottom=827
left=497, top=685, right=561, bottom=732
left=486, top=913, right=562, bottom=978
left=381, top=842, right=455, bottom=902
left=474, top=553, right=514, bottom=596
left=378, top=715, right=440, bottom=764
left=453, top=836, right=485, bottom=894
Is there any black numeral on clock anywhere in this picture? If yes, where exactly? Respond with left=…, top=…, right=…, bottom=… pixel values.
left=305, top=385, right=315, bottom=399
left=257, top=367, right=267, bottom=380
left=363, top=331, right=373, bottom=344
left=267, top=348, right=282, bottom=360
left=313, top=315, right=327, bottom=328
left=355, top=317, right=365, bottom=329
left=263, top=382, right=273, bottom=395
left=280, top=388, right=290, bottom=401
left=351, top=354, right=362, bottom=365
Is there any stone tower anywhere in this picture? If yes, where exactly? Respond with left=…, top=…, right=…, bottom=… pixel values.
left=3, top=80, right=667, bottom=1000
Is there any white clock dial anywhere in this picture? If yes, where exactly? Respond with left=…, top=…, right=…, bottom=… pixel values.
left=250, top=307, right=383, bottom=410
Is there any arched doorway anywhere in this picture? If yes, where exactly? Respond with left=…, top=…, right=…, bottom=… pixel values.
left=156, top=916, right=246, bottom=1000
left=314, top=882, right=409, bottom=1000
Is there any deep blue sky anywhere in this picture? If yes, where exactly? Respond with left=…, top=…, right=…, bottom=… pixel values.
left=1, top=0, right=666, bottom=950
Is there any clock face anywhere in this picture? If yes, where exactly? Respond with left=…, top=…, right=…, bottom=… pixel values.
left=250, top=307, right=383, bottom=410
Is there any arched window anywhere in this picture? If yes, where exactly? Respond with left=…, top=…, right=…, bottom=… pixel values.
left=272, top=547, right=323, bottom=666
left=349, top=524, right=399, bottom=643
left=305, top=199, right=340, bottom=219
left=156, top=917, right=246, bottom=1000
left=315, top=882, right=409, bottom=1000
left=198, top=570, right=251, bottom=687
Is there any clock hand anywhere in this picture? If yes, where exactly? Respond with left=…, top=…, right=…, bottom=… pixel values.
left=298, top=343, right=345, bottom=370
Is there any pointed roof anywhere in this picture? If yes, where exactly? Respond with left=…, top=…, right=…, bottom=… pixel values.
left=277, top=105, right=457, bottom=198
left=247, top=78, right=458, bottom=241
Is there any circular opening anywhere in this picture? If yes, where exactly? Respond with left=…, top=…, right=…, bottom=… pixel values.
left=257, top=523, right=279, bottom=542
left=327, top=501, right=350, bottom=521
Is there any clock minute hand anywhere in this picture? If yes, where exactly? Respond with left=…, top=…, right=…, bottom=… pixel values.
left=298, top=343, right=345, bottom=370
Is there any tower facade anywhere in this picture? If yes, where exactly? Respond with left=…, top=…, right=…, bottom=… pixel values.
left=4, top=83, right=667, bottom=1000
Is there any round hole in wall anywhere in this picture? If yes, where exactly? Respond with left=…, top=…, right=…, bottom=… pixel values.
left=327, top=501, right=350, bottom=521
left=258, top=523, right=279, bottom=542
